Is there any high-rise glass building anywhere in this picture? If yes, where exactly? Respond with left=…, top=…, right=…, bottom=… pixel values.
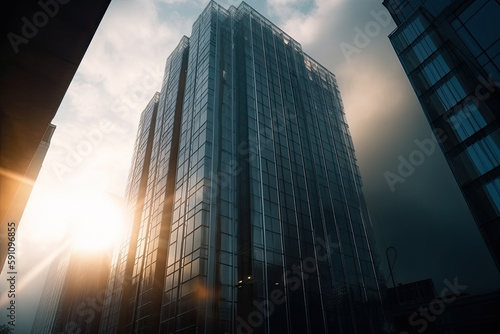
left=100, top=2, right=387, bottom=333
left=32, top=250, right=111, bottom=334
left=383, top=0, right=500, bottom=270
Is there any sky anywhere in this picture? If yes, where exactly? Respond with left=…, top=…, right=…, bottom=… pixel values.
left=1, top=0, right=500, bottom=332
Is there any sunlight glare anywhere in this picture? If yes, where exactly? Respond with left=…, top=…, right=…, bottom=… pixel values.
left=68, top=191, right=125, bottom=252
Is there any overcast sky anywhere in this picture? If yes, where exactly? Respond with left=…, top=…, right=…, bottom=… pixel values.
left=2, top=0, right=500, bottom=332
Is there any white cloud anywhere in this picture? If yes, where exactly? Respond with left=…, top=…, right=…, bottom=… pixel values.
left=76, top=0, right=190, bottom=96
left=47, top=0, right=198, bottom=195
left=336, top=52, right=411, bottom=144
left=267, top=0, right=344, bottom=46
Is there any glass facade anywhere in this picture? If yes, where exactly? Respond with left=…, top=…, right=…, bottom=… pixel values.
left=100, top=2, right=387, bottom=333
left=99, top=90, right=165, bottom=333
left=384, top=0, right=500, bottom=270
left=32, top=251, right=111, bottom=334
left=32, top=252, right=71, bottom=334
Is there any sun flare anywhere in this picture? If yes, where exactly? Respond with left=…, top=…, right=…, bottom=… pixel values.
left=67, top=191, right=125, bottom=252
left=24, top=182, right=126, bottom=256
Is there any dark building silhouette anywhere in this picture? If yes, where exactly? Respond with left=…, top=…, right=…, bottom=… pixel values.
left=383, top=0, right=500, bottom=271
left=99, top=2, right=388, bottom=333
left=0, top=0, right=111, bottom=272
left=387, top=279, right=500, bottom=333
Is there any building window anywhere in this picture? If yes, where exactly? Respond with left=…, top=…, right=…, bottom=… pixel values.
left=447, top=101, right=487, bottom=141
left=464, top=132, right=500, bottom=175
left=484, top=178, right=500, bottom=215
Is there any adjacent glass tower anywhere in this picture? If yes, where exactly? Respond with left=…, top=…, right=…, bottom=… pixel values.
left=32, top=250, right=111, bottom=334
left=100, top=2, right=386, bottom=333
left=383, top=0, right=500, bottom=270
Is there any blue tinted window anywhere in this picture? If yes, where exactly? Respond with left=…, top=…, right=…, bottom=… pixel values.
left=485, top=56, right=500, bottom=82
left=487, top=40, right=500, bottom=59
left=463, top=1, right=500, bottom=50
left=420, top=54, right=450, bottom=86
left=448, top=102, right=487, bottom=141
left=459, top=0, right=489, bottom=22
left=414, top=33, right=438, bottom=61
left=400, top=32, right=440, bottom=72
left=435, top=76, right=466, bottom=110
left=485, top=178, right=500, bottom=215
left=423, top=0, right=452, bottom=16
left=392, top=13, right=429, bottom=53
left=465, top=133, right=500, bottom=174
left=457, top=26, right=482, bottom=57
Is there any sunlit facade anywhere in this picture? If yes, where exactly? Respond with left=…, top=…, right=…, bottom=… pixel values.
left=99, top=91, right=164, bottom=333
left=100, top=2, right=387, bottom=333
left=384, top=0, right=500, bottom=270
